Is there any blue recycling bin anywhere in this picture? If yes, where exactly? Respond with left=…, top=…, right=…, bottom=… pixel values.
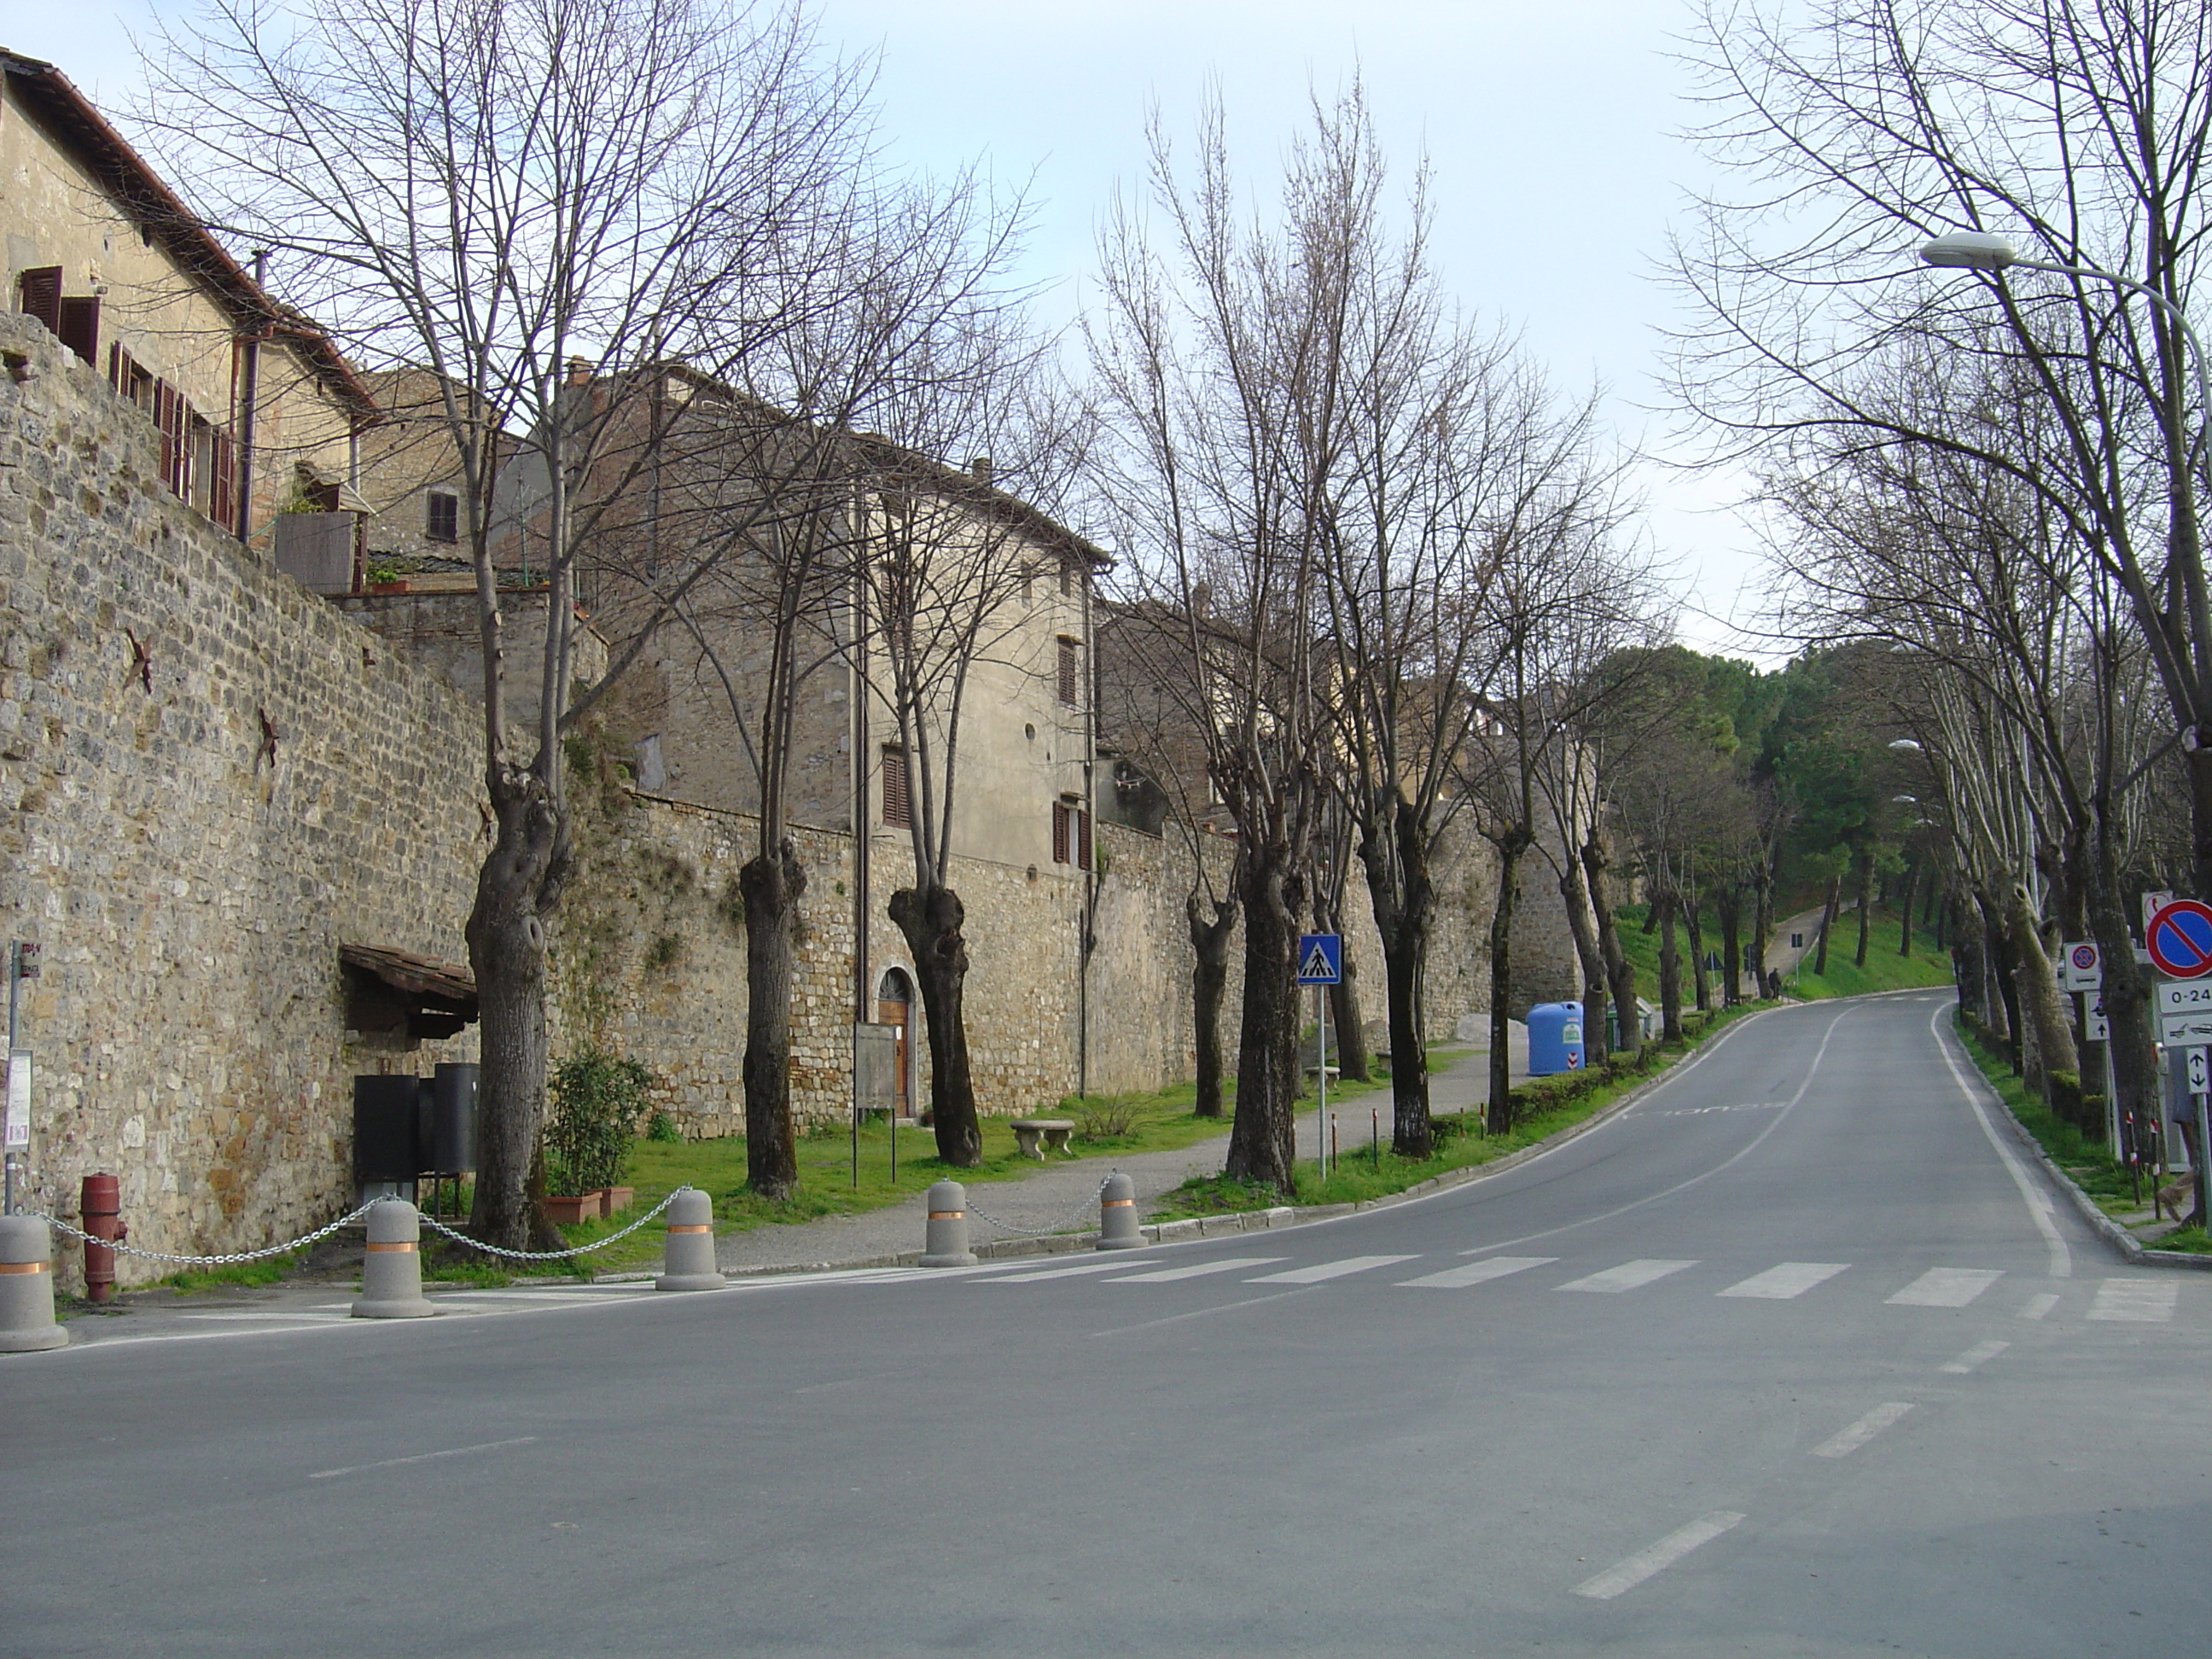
left=1528, top=1001, right=1586, bottom=1075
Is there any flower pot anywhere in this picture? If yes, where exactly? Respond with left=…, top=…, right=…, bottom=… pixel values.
left=597, top=1185, right=635, bottom=1218
left=543, top=1194, right=598, bottom=1225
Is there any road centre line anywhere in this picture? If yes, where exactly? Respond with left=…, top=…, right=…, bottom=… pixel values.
left=1812, top=1402, right=1915, bottom=1458
left=1398, top=1255, right=1557, bottom=1289
left=310, top=1436, right=538, bottom=1481
left=1458, top=1008, right=1854, bottom=1259
left=1570, top=1511, right=1746, bottom=1600
left=1088, top=1289, right=1312, bottom=1338
left=1940, top=1339, right=2011, bottom=1374
left=1930, top=1001, right=2072, bottom=1278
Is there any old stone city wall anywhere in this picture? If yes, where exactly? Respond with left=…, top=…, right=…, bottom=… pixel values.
left=1, top=310, right=1583, bottom=1285
left=0, top=315, right=488, bottom=1285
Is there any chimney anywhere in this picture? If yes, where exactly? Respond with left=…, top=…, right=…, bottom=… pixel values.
left=968, top=455, right=993, bottom=485
left=565, top=357, right=595, bottom=387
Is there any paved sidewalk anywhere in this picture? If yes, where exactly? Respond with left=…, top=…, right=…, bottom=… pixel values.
left=710, top=1044, right=1518, bottom=1273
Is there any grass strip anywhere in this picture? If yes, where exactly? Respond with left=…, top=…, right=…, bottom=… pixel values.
left=1153, top=1003, right=1767, bottom=1220
left=1952, top=1012, right=2212, bottom=1254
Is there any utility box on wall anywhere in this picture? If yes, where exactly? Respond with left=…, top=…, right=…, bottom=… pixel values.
left=352, top=1063, right=480, bottom=1191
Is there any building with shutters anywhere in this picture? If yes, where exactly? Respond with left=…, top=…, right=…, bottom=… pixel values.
left=0, top=48, right=375, bottom=545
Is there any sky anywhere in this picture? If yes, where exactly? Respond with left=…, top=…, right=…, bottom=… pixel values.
left=4, top=0, right=1782, bottom=659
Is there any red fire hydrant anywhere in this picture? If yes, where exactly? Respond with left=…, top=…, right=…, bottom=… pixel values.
left=80, top=1173, right=124, bottom=1304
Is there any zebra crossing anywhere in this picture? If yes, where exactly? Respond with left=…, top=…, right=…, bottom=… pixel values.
left=975, top=1249, right=2189, bottom=1320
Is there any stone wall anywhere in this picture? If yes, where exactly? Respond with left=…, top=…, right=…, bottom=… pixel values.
left=0, top=315, right=488, bottom=1285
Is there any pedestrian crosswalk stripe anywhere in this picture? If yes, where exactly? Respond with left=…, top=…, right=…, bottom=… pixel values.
left=1103, top=1256, right=1284, bottom=1284
left=1716, top=1262, right=1850, bottom=1300
left=1246, top=1254, right=1420, bottom=1284
left=2088, top=1279, right=2179, bottom=1322
left=1398, top=1255, right=1557, bottom=1289
left=1886, top=1268, right=2003, bottom=1307
left=1557, top=1259, right=1699, bottom=1294
left=987, top=1259, right=1159, bottom=1284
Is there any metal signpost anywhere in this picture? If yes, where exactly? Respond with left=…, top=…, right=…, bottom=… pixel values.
left=1297, top=934, right=1342, bottom=1183
left=3, top=940, right=36, bottom=1214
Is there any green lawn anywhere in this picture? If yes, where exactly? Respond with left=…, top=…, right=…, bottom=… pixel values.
left=1611, top=900, right=1953, bottom=1006
left=1154, top=1004, right=1763, bottom=1220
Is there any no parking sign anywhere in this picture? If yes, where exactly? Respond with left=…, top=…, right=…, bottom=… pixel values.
left=2146, top=899, right=2212, bottom=980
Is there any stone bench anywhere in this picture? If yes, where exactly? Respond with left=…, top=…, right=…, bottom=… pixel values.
left=1009, top=1118, right=1075, bottom=1159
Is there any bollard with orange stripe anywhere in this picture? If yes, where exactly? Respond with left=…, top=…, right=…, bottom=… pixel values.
left=0, top=1213, right=68, bottom=1352
left=351, top=1200, right=435, bottom=1318
left=1095, top=1170, right=1143, bottom=1250
left=918, top=1179, right=976, bottom=1267
left=654, top=1185, right=725, bottom=1291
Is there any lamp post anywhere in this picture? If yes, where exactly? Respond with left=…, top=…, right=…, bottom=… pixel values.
left=1919, top=230, right=2212, bottom=486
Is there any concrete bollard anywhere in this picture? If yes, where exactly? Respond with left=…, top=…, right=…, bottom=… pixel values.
left=351, top=1199, right=435, bottom=1319
left=1095, top=1171, right=1144, bottom=1250
left=654, top=1186, right=726, bottom=1291
left=918, top=1179, right=977, bottom=1266
left=0, top=1214, right=68, bottom=1353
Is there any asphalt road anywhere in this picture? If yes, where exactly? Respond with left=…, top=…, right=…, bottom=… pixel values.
left=5, top=990, right=2207, bottom=1658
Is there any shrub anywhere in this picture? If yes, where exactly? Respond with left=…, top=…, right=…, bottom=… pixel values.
left=544, top=1049, right=658, bottom=1195
left=646, top=1109, right=682, bottom=1144
left=1074, top=1099, right=1138, bottom=1138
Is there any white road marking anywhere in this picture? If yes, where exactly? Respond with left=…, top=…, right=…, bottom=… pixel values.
left=1103, top=1256, right=1284, bottom=1284
left=2019, top=1293, right=2060, bottom=1320
left=1715, top=1262, right=1850, bottom=1300
left=431, top=1288, right=654, bottom=1304
left=987, top=1258, right=1162, bottom=1284
left=1658, top=1103, right=1788, bottom=1116
left=1930, top=1002, right=2072, bottom=1278
left=176, top=1310, right=352, bottom=1323
left=310, top=1436, right=538, bottom=1481
left=1811, top=1401, right=1915, bottom=1458
left=1887, top=1268, right=2004, bottom=1307
left=1557, top=1259, right=1699, bottom=1294
left=1940, top=1339, right=2010, bottom=1374
left=1247, top=1254, right=1420, bottom=1284
left=1570, top=1511, right=1747, bottom=1600
left=2088, top=1279, right=2180, bottom=1323
left=1399, top=1255, right=1557, bottom=1289
left=1088, top=1289, right=1310, bottom=1337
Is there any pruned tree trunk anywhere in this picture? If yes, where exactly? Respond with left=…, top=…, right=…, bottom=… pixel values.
left=1854, top=848, right=1874, bottom=968
left=1717, top=882, right=1743, bottom=1005
left=467, top=773, right=572, bottom=1250
left=1656, top=880, right=1684, bottom=1043
left=1561, top=860, right=1609, bottom=1029
left=2004, top=882, right=2078, bottom=1095
left=1750, top=852, right=1774, bottom=994
left=1897, top=858, right=1918, bottom=957
left=1584, top=831, right=1639, bottom=1062
left=1486, top=830, right=1532, bottom=1135
left=889, top=881, right=982, bottom=1166
left=1328, top=931, right=1372, bottom=1084
left=1953, top=894, right=1987, bottom=1024
left=737, top=838, right=805, bottom=1198
left=1813, top=872, right=1842, bottom=975
left=1362, top=802, right=1436, bottom=1157
left=1188, top=892, right=1238, bottom=1119
left=1225, top=844, right=1303, bottom=1195
left=1685, top=886, right=1712, bottom=1013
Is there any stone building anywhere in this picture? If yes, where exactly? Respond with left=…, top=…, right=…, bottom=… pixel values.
left=1, top=48, right=378, bottom=545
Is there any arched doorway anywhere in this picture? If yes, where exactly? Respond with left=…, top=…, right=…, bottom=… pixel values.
left=876, top=967, right=916, bottom=1121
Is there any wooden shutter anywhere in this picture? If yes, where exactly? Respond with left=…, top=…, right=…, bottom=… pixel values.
left=1051, top=800, right=1070, bottom=864
left=1057, top=637, right=1079, bottom=707
left=154, top=381, right=178, bottom=494
left=881, top=746, right=911, bottom=828
left=211, top=428, right=237, bottom=530
left=1078, top=804, right=1092, bottom=871
left=17, top=267, right=61, bottom=335
left=57, top=297, right=99, bottom=366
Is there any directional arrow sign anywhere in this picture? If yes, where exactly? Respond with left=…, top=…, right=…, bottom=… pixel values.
left=1295, top=933, right=1342, bottom=986
left=2146, top=899, right=2212, bottom=980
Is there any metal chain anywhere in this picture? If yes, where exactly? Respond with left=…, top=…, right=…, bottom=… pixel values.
left=417, top=1190, right=681, bottom=1260
left=34, top=1202, right=378, bottom=1266
left=964, top=1174, right=1114, bottom=1239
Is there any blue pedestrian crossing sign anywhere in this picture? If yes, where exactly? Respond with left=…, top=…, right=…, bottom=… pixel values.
left=1296, top=933, right=1343, bottom=986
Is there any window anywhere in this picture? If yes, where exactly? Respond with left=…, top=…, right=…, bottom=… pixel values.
left=425, top=491, right=459, bottom=543
left=57, top=297, right=98, bottom=367
left=881, top=745, right=911, bottom=828
left=16, top=267, right=61, bottom=335
left=1059, top=556, right=1074, bottom=597
left=1051, top=797, right=1091, bottom=869
left=1057, top=636, right=1080, bottom=707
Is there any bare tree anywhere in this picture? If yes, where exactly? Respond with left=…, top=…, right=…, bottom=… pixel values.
left=145, top=0, right=874, bottom=1243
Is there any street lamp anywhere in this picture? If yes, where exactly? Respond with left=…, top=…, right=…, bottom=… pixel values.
left=1919, top=231, right=2212, bottom=481
left=1887, top=738, right=1922, bottom=752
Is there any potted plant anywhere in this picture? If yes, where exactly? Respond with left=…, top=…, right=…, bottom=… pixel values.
left=542, top=1049, right=658, bottom=1225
